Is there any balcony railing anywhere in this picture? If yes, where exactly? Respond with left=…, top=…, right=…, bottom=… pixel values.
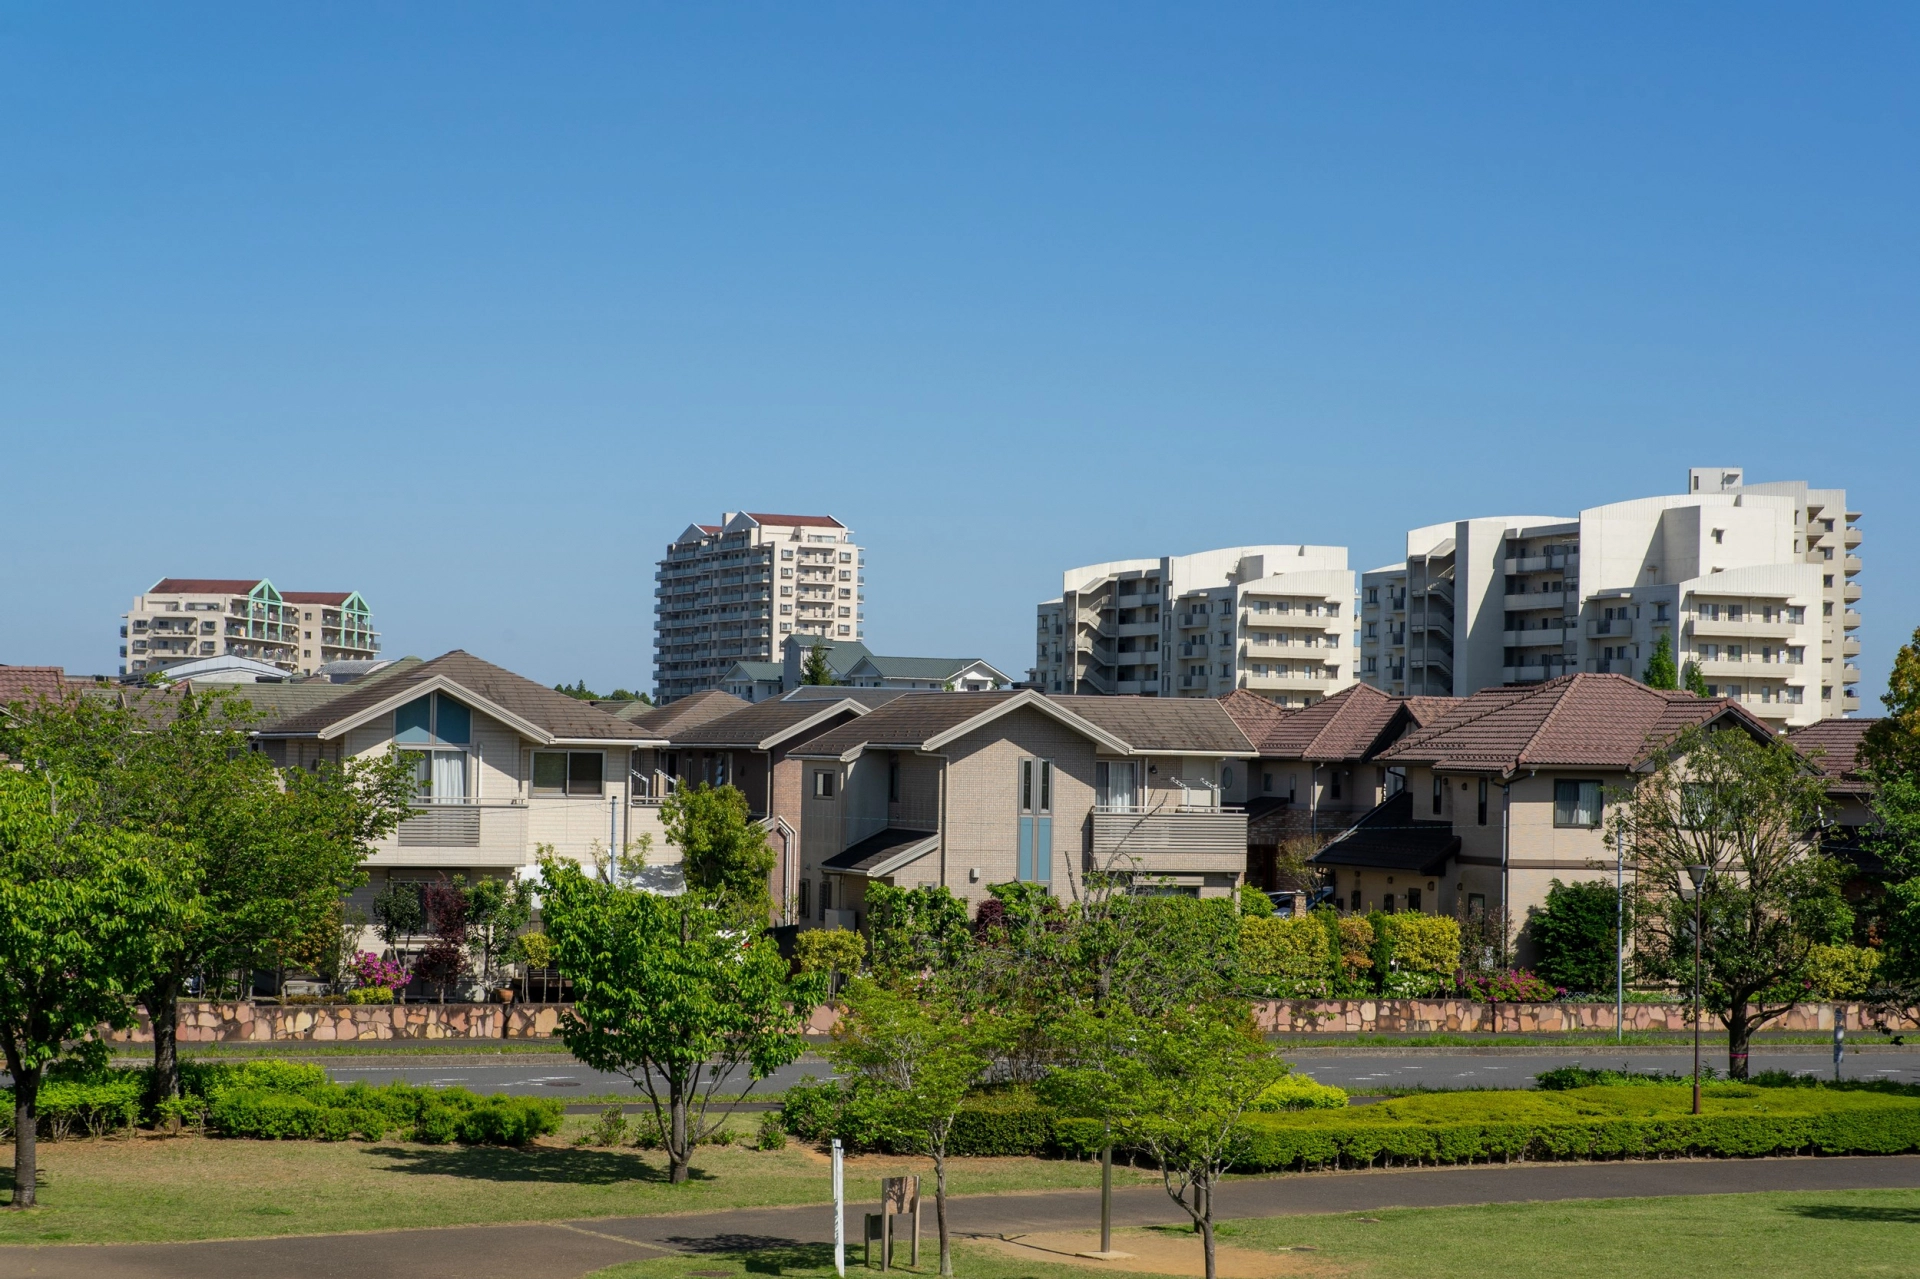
left=1090, top=805, right=1248, bottom=875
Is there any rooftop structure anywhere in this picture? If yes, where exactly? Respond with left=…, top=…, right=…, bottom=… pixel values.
left=120, top=578, right=378, bottom=679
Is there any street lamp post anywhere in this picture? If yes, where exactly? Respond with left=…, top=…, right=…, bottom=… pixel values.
left=1686, top=863, right=1710, bottom=1116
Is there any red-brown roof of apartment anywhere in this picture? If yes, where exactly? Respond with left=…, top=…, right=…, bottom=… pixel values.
left=1401, top=696, right=1460, bottom=727
left=1788, top=718, right=1878, bottom=794
left=1220, top=684, right=1435, bottom=762
left=281, top=591, right=353, bottom=604
left=1378, top=673, right=1770, bottom=774
left=0, top=665, right=69, bottom=704
left=149, top=578, right=265, bottom=594
left=745, top=513, right=845, bottom=528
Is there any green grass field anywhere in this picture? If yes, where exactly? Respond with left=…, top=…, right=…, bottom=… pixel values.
left=583, top=1189, right=1920, bottom=1279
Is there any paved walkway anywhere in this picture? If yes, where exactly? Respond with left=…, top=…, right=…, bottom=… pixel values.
left=5, top=1156, right=1920, bottom=1279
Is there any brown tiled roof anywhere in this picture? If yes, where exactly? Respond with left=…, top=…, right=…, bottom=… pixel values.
left=1378, top=673, right=1769, bottom=774
left=1788, top=718, right=1877, bottom=794
left=1219, top=684, right=1408, bottom=761
left=148, top=578, right=265, bottom=595
left=615, top=688, right=747, bottom=733
left=0, top=665, right=69, bottom=704
left=791, top=692, right=1028, bottom=759
left=281, top=591, right=353, bottom=605
left=666, top=696, right=869, bottom=749
left=1053, top=696, right=1255, bottom=754
left=1217, top=689, right=1291, bottom=747
left=1401, top=696, right=1460, bottom=727
left=256, top=650, right=657, bottom=741
left=746, top=513, right=844, bottom=528
left=1311, top=790, right=1460, bottom=876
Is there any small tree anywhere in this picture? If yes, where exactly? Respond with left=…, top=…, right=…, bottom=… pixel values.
left=662, top=784, right=775, bottom=919
left=465, top=875, right=534, bottom=988
left=1683, top=660, right=1711, bottom=697
left=1619, top=724, right=1838, bottom=1077
left=830, top=977, right=1000, bottom=1276
left=866, top=883, right=973, bottom=986
left=1527, top=879, right=1624, bottom=994
left=794, top=928, right=868, bottom=1002
left=415, top=880, right=470, bottom=1002
left=540, top=857, right=823, bottom=1183
left=0, top=772, right=186, bottom=1208
left=372, top=880, right=425, bottom=952
left=1643, top=632, right=1679, bottom=690
left=802, top=643, right=835, bottom=686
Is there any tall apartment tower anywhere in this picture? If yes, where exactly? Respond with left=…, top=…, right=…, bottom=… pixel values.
left=1035, top=545, right=1356, bottom=705
left=654, top=512, right=865, bottom=704
left=119, top=578, right=378, bottom=678
left=1358, top=468, right=1861, bottom=726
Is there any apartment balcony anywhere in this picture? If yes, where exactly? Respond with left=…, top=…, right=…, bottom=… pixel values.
left=1178, top=641, right=1208, bottom=658
left=1689, top=617, right=1797, bottom=640
left=1388, top=595, right=1407, bottom=614
left=1845, top=610, right=1862, bottom=630
left=1845, top=582, right=1862, bottom=603
left=1502, top=662, right=1575, bottom=683
left=1116, top=619, right=1161, bottom=636
left=1244, top=671, right=1332, bottom=692
left=1845, top=527, right=1863, bottom=547
left=1503, top=551, right=1580, bottom=575
left=1177, top=674, right=1212, bottom=690
left=1585, top=617, right=1634, bottom=639
left=1696, top=657, right=1805, bottom=680
left=1387, top=628, right=1406, bottom=646
left=1503, top=591, right=1568, bottom=612
left=1584, top=658, right=1636, bottom=676
left=386, top=801, right=529, bottom=866
left=1090, top=805, right=1248, bottom=875
left=1177, top=613, right=1209, bottom=630
left=1503, top=629, right=1567, bottom=648
left=1843, top=637, right=1862, bottom=658
left=1844, top=555, right=1863, bottom=575
left=1844, top=665, right=1862, bottom=684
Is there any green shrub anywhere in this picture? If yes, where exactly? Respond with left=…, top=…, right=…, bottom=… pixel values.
left=0, top=1076, right=145, bottom=1140
left=1808, top=944, right=1880, bottom=999
left=779, top=1075, right=846, bottom=1141
left=756, top=1110, right=788, bottom=1150
left=1380, top=913, right=1461, bottom=976
left=1252, top=1073, right=1349, bottom=1111
left=1535, top=1065, right=1710, bottom=1090
left=946, top=1088, right=1055, bottom=1156
left=1237, top=882, right=1275, bottom=918
left=182, top=1058, right=329, bottom=1099
left=346, top=986, right=396, bottom=1005
left=206, top=1078, right=557, bottom=1146
left=1527, top=879, right=1623, bottom=994
left=1240, top=916, right=1329, bottom=997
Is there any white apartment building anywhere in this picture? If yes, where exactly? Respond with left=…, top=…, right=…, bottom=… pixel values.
left=1358, top=468, right=1861, bottom=726
left=654, top=513, right=866, bottom=704
left=1035, top=546, right=1357, bottom=705
left=119, top=578, right=379, bottom=679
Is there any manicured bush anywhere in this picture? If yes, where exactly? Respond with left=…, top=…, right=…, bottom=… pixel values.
left=1251, top=1073, right=1349, bottom=1111
left=1240, top=916, right=1330, bottom=997
left=0, top=1076, right=144, bottom=1140
left=206, top=1078, right=559, bottom=1145
left=1380, top=914, right=1461, bottom=976
left=1535, top=1065, right=1709, bottom=1090
left=1527, top=879, right=1623, bottom=994
left=1807, top=943, right=1880, bottom=999
left=946, top=1089, right=1056, bottom=1156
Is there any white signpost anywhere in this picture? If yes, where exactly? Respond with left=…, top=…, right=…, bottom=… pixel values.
left=832, top=1138, right=845, bottom=1277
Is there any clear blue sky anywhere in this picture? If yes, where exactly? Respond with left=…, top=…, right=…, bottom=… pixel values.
left=3, top=5, right=1915, bottom=704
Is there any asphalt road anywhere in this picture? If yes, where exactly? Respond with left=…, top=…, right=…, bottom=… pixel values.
left=313, top=1046, right=1920, bottom=1097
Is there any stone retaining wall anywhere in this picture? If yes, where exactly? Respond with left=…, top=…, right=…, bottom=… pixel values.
left=1251, top=998, right=1914, bottom=1034
left=101, top=1000, right=572, bottom=1043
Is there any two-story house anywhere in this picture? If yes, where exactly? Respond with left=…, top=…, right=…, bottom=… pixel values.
left=1313, top=673, right=1772, bottom=962
left=252, top=650, right=666, bottom=941
left=781, top=690, right=1257, bottom=928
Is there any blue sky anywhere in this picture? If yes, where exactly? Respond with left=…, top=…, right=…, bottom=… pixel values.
left=2, top=4, right=1915, bottom=703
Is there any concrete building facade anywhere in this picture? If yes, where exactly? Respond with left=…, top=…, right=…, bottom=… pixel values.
left=1036, top=545, right=1357, bottom=706
left=654, top=513, right=866, bottom=704
left=119, top=578, right=378, bottom=679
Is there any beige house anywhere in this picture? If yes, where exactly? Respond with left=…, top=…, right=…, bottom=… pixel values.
left=252, top=650, right=666, bottom=942
left=782, top=690, right=1257, bottom=928
left=1312, top=673, right=1773, bottom=964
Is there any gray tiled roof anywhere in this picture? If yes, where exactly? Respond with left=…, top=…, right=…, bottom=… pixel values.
left=1052, top=696, right=1255, bottom=754
left=620, top=688, right=748, bottom=733
left=1311, top=790, right=1460, bottom=875
left=790, top=692, right=1027, bottom=758
left=665, top=696, right=869, bottom=749
left=256, top=650, right=658, bottom=741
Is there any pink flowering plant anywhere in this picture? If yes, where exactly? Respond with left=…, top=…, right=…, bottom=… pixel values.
left=1454, top=968, right=1564, bottom=1003
left=348, top=951, right=412, bottom=991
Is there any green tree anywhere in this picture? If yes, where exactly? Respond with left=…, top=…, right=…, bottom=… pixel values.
left=553, top=680, right=598, bottom=700
left=866, top=883, right=973, bottom=987
left=538, top=857, right=823, bottom=1183
left=802, top=643, right=835, bottom=686
left=1527, top=879, right=1625, bottom=993
left=1862, top=626, right=1920, bottom=781
left=0, top=771, right=188, bottom=1208
left=1618, top=725, right=1838, bottom=1077
left=793, top=927, right=867, bottom=1002
left=372, top=880, right=425, bottom=951
left=1236, top=881, right=1275, bottom=917
left=465, top=875, right=535, bottom=988
left=661, top=784, right=775, bottom=920
left=1683, top=660, right=1711, bottom=697
left=1046, top=1003, right=1288, bottom=1279
left=1643, top=631, right=1679, bottom=690
left=829, top=977, right=1002, bottom=1276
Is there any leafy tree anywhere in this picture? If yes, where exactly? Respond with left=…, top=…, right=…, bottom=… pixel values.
left=415, top=880, right=471, bottom=1002
left=1527, top=879, right=1625, bottom=993
left=793, top=927, right=867, bottom=1001
left=866, top=883, right=973, bottom=986
left=608, top=689, right=651, bottom=704
left=829, top=977, right=1002, bottom=1276
left=0, top=771, right=187, bottom=1208
left=1046, top=1003, right=1287, bottom=1279
left=539, top=856, right=823, bottom=1182
left=1236, top=881, right=1275, bottom=917
left=1683, top=660, right=1711, bottom=697
left=1618, top=725, right=1838, bottom=1077
left=553, top=680, right=598, bottom=700
left=802, top=643, right=835, bottom=686
left=1862, top=626, right=1920, bottom=782
left=1643, top=631, right=1679, bottom=690
left=0, top=688, right=413, bottom=1105
left=661, top=783, right=775, bottom=919
left=372, top=880, right=425, bottom=951
left=465, top=875, right=535, bottom=988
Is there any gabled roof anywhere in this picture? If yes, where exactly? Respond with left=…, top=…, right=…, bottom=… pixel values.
left=0, top=665, right=69, bottom=704
left=822, top=827, right=940, bottom=878
left=255, top=650, right=661, bottom=744
left=1053, top=696, right=1255, bottom=755
left=620, top=688, right=750, bottom=733
left=1377, top=673, right=1771, bottom=776
left=846, top=655, right=1011, bottom=683
left=1401, top=696, right=1461, bottom=728
left=746, top=513, right=845, bottom=528
left=147, top=578, right=266, bottom=595
left=281, top=591, right=354, bottom=605
left=791, top=690, right=1136, bottom=762
left=665, top=696, right=871, bottom=751
left=1311, top=789, right=1460, bottom=876
left=719, top=661, right=784, bottom=681
left=1788, top=718, right=1877, bottom=795
left=1219, top=683, right=1418, bottom=761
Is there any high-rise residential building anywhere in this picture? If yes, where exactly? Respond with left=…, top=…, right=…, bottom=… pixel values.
left=1035, top=546, right=1356, bottom=705
left=119, top=578, right=378, bottom=679
left=1358, top=468, right=1861, bottom=726
left=654, top=512, right=865, bottom=704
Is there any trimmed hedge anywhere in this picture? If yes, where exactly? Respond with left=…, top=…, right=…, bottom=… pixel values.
left=0, top=1076, right=145, bottom=1140
left=207, top=1081, right=561, bottom=1145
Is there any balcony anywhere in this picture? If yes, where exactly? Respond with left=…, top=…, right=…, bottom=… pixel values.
left=1503, top=551, right=1579, bottom=574
left=1585, top=658, right=1635, bottom=675
left=1585, top=617, right=1633, bottom=638
left=1845, top=610, right=1862, bottom=630
left=1845, top=555, right=1863, bottom=574
left=1689, top=617, right=1797, bottom=640
left=1504, top=629, right=1566, bottom=648
left=1090, top=806, right=1248, bottom=875
left=1844, top=665, right=1861, bottom=684
left=1843, top=637, right=1862, bottom=658
left=1502, top=662, right=1575, bottom=683
left=1177, top=613, right=1208, bottom=630
left=1177, top=674, right=1212, bottom=690
left=1845, top=527, right=1863, bottom=547
left=1245, top=670, right=1331, bottom=691
left=388, top=801, right=529, bottom=866
left=1503, top=591, right=1568, bottom=611
left=1696, top=657, right=1804, bottom=680
left=1845, top=582, right=1862, bottom=603
left=1178, top=641, right=1208, bottom=658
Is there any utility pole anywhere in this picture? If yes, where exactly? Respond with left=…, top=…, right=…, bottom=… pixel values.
left=832, top=1138, right=845, bottom=1276
left=1686, top=864, right=1709, bottom=1116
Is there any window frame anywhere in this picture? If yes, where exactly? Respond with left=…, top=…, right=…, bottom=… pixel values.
left=1553, top=778, right=1604, bottom=829
left=531, top=749, right=606, bottom=798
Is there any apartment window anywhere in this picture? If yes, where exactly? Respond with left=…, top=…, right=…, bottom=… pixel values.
left=1366, top=587, right=1379, bottom=604
left=819, top=878, right=832, bottom=918
left=1654, top=602, right=1670, bottom=621
left=838, top=625, right=851, bottom=635
left=1432, top=776, right=1444, bottom=816
left=1788, top=605, right=1805, bottom=623
left=1017, top=758, right=1053, bottom=884
left=888, top=757, right=900, bottom=804
left=1823, top=602, right=1834, bottom=617
left=1095, top=760, right=1138, bottom=810
left=1711, top=528, right=1724, bottom=544
left=781, top=568, right=793, bottom=578
left=532, top=751, right=604, bottom=798
left=303, top=649, right=311, bottom=658
left=781, top=549, right=793, bottom=560
left=1477, top=779, right=1488, bottom=826
left=304, top=630, right=313, bottom=639
left=1554, top=779, right=1603, bottom=828
left=1822, top=547, right=1834, bottom=561
left=780, top=604, right=792, bottom=614
left=1330, top=772, right=1342, bottom=800
left=813, top=770, right=836, bottom=799
left=1262, top=771, right=1273, bottom=794
left=1788, top=646, right=1806, bottom=664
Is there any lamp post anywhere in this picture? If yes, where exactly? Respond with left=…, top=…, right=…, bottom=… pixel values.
left=1685, top=863, right=1710, bottom=1116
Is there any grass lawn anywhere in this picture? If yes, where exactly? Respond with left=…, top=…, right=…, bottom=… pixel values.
left=582, top=1188, right=1920, bottom=1279
left=0, top=1120, right=1152, bottom=1247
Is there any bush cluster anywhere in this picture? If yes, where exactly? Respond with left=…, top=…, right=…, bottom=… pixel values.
left=783, top=1078, right=1066, bottom=1157
left=1242, top=909, right=1464, bottom=999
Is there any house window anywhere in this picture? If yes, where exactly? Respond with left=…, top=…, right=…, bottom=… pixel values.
left=1432, top=776, right=1444, bottom=816
left=797, top=880, right=810, bottom=919
left=1330, top=772, right=1342, bottom=800
left=888, top=757, right=900, bottom=804
left=532, top=751, right=604, bottom=797
left=819, top=878, right=832, bottom=918
left=813, top=770, right=836, bottom=799
left=1477, top=779, right=1488, bottom=826
left=1554, top=779, right=1603, bottom=828
left=398, top=693, right=474, bottom=802
left=1096, top=760, right=1137, bottom=810
left=1018, top=758, right=1053, bottom=884
left=1407, top=887, right=1422, bottom=912
left=1263, top=771, right=1273, bottom=794
left=1468, top=893, right=1486, bottom=915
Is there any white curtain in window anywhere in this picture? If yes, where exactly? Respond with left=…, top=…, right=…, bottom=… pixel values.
left=433, top=751, right=467, bottom=802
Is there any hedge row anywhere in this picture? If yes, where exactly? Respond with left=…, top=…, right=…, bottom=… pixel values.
left=0, top=1077, right=145, bottom=1140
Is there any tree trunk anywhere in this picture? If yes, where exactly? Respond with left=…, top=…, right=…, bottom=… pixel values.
left=1198, top=1173, right=1216, bottom=1279
left=934, top=1146, right=951, bottom=1277
left=143, top=973, right=182, bottom=1111
left=668, top=1075, right=690, bottom=1184
left=1726, top=1000, right=1752, bottom=1080
left=6, top=1056, right=38, bottom=1210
